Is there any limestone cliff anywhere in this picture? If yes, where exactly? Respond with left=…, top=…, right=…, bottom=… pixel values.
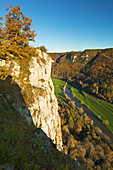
left=0, top=49, right=63, bottom=151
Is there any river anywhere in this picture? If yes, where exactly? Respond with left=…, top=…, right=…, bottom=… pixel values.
left=65, top=87, right=113, bottom=143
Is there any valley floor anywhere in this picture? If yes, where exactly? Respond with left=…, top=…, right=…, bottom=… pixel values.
left=65, top=87, right=113, bottom=143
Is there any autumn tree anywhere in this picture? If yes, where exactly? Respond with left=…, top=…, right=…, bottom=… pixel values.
left=0, top=5, right=36, bottom=59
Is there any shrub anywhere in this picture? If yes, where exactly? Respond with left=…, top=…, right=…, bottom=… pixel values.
left=98, top=115, right=101, bottom=119
left=90, top=120, right=94, bottom=126
left=79, top=107, right=84, bottom=114
left=40, top=46, right=47, bottom=52
left=103, top=120, right=109, bottom=126
left=62, top=125, right=70, bottom=135
left=70, top=101, right=76, bottom=108
left=39, top=79, right=45, bottom=82
left=67, top=134, right=76, bottom=149
left=94, top=127, right=102, bottom=136
left=68, top=116, right=74, bottom=129
left=74, top=122, right=82, bottom=134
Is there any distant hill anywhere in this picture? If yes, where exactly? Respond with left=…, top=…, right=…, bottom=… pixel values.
left=49, top=52, right=84, bottom=79
left=79, top=49, right=113, bottom=102
left=49, top=49, right=101, bottom=79
left=49, top=48, right=113, bottom=103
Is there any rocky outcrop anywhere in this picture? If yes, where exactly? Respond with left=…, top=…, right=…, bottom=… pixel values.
left=0, top=49, right=63, bottom=151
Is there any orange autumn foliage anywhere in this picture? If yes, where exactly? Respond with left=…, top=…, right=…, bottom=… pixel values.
left=0, top=5, right=36, bottom=59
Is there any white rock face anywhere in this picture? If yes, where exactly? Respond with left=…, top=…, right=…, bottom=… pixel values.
left=0, top=50, right=63, bottom=151
left=28, top=50, right=63, bottom=151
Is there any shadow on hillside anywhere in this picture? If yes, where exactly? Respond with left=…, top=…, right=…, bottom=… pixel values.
left=0, top=75, right=57, bottom=149
left=56, top=54, right=65, bottom=63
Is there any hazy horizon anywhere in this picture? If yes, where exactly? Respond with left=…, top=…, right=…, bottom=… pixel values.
left=47, top=46, right=113, bottom=53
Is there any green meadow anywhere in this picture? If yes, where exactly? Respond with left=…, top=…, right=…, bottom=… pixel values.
left=52, top=78, right=66, bottom=102
left=52, top=78, right=65, bottom=91
left=71, top=87, right=113, bottom=132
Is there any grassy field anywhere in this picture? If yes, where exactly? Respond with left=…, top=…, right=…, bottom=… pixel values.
left=54, top=86, right=66, bottom=102
left=52, top=78, right=65, bottom=91
left=52, top=78, right=66, bottom=101
left=71, top=87, right=113, bottom=132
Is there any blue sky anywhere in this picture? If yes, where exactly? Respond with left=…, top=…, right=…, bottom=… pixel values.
left=0, top=0, right=113, bottom=52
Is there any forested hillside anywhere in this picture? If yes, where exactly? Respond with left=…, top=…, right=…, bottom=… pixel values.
left=49, top=49, right=100, bottom=79
left=49, top=48, right=113, bottom=103
left=78, top=49, right=113, bottom=102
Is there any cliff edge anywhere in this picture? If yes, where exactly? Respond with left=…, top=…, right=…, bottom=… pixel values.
left=0, top=49, right=63, bottom=151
